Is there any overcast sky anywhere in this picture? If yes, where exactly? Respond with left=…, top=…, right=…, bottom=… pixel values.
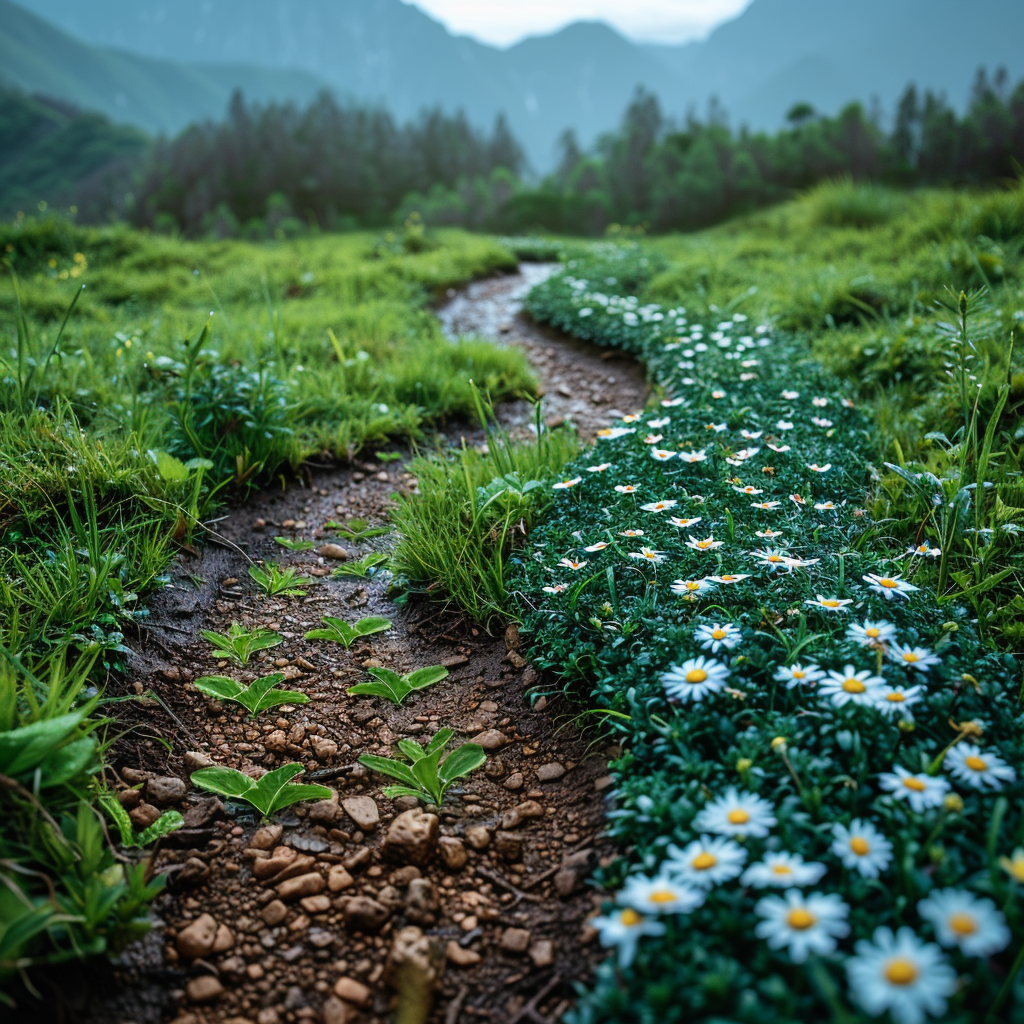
left=405, top=0, right=754, bottom=47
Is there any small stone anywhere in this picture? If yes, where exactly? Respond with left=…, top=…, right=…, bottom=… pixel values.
left=321, top=997, right=353, bottom=1024
left=311, top=736, right=339, bottom=761
left=383, top=808, right=439, bottom=866
left=494, top=832, right=523, bottom=862
left=342, top=796, right=379, bottom=832
left=219, top=955, right=247, bottom=983
left=174, top=857, right=211, bottom=888
left=464, top=826, right=491, bottom=850
left=276, top=872, right=325, bottom=901
left=500, top=800, right=545, bottom=830
left=341, top=896, right=390, bottom=932
left=536, top=762, right=566, bottom=782
left=212, top=924, right=235, bottom=952
left=445, top=940, right=481, bottom=967
left=328, top=864, right=355, bottom=892
left=333, top=977, right=371, bottom=1006
left=405, top=877, right=438, bottom=922
left=261, top=900, right=289, bottom=926
left=529, top=939, right=555, bottom=967
left=300, top=894, right=331, bottom=914
left=318, top=544, right=349, bottom=561
left=594, top=775, right=615, bottom=792
left=176, top=914, right=218, bottom=959
left=437, top=836, right=468, bottom=870
left=499, top=927, right=532, bottom=954
left=384, top=926, right=445, bottom=993
left=186, top=975, right=224, bottom=1003
left=308, top=792, right=340, bottom=824
left=264, top=729, right=288, bottom=753
left=182, top=796, right=224, bottom=828
left=284, top=986, right=307, bottom=1010
left=257, top=1010, right=281, bottom=1024
left=391, top=865, right=421, bottom=886
left=183, top=750, right=215, bottom=770
left=251, top=824, right=283, bottom=850
left=253, top=847, right=297, bottom=879
left=146, top=775, right=187, bottom=805
left=343, top=846, right=372, bottom=873
left=503, top=772, right=524, bottom=791
left=554, top=867, right=579, bottom=897
left=472, top=730, right=510, bottom=751
left=128, top=802, right=161, bottom=829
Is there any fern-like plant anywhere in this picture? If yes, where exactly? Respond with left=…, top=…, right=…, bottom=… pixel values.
left=194, top=672, right=309, bottom=716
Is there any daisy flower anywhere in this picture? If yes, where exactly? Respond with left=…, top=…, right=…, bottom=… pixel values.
left=820, top=666, right=886, bottom=707
left=620, top=529, right=644, bottom=537
left=597, top=427, right=635, bottom=440
left=907, top=543, right=941, bottom=557
left=558, top=557, right=588, bottom=570
left=678, top=448, right=708, bottom=463
left=629, top=547, right=667, bottom=564
left=641, top=499, right=678, bottom=512
left=650, top=448, right=677, bottom=461
left=647, top=417, right=671, bottom=429
left=789, top=493, right=807, bottom=506
left=617, top=874, right=706, bottom=917
left=741, top=429, right=763, bottom=440
left=831, top=819, right=893, bottom=877
left=751, top=500, right=782, bottom=510
left=847, top=620, right=896, bottom=648
left=733, top=484, right=764, bottom=495
left=687, top=535, right=723, bottom=551
left=873, top=684, right=924, bottom=718
left=767, top=443, right=791, bottom=452
left=805, top=595, right=853, bottom=613
left=945, top=744, right=1016, bottom=790
left=707, top=573, right=751, bottom=584
left=812, top=397, right=829, bottom=407
left=552, top=477, right=582, bottom=490
left=584, top=541, right=609, bottom=553
left=863, top=574, right=920, bottom=600
left=693, top=788, right=777, bottom=838
left=807, top=463, right=832, bottom=473
left=621, top=414, right=641, bottom=423
left=591, top=908, right=665, bottom=968
left=665, top=835, right=747, bottom=887
left=586, top=462, right=612, bottom=473
left=661, top=397, right=685, bottom=407
left=542, top=584, right=568, bottom=595
left=695, top=622, right=742, bottom=653
left=643, top=434, right=664, bottom=445
left=811, top=417, right=834, bottom=428
left=917, top=889, right=1010, bottom=957
left=754, top=890, right=850, bottom=962
left=670, top=578, right=714, bottom=597
left=999, top=848, right=1024, bottom=883
left=707, top=422, right=728, bottom=433
left=846, top=927, right=956, bottom=1024
left=741, top=852, right=827, bottom=888
left=888, top=644, right=941, bottom=672
left=614, top=484, right=639, bottom=494
left=756, top=529, right=784, bottom=539
left=782, top=390, right=800, bottom=400
left=711, top=390, right=726, bottom=399
left=776, top=420, right=794, bottom=431
left=774, top=663, right=825, bottom=688
left=751, top=548, right=793, bottom=571
left=878, top=766, right=950, bottom=812
left=668, top=516, right=702, bottom=528
left=787, top=556, right=820, bottom=568
left=735, top=447, right=760, bottom=460
left=661, top=656, right=730, bottom=703
left=814, top=500, right=837, bottom=511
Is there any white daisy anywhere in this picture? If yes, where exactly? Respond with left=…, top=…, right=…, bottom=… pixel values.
left=552, top=477, right=582, bottom=490
left=805, top=595, right=853, bottom=613
left=807, top=463, right=832, bottom=473
left=662, top=656, right=730, bottom=703
left=774, top=663, right=825, bottom=688
left=711, top=390, right=726, bottom=399
left=846, top=927, right=956, bottom=1024
left=863, top=574, right=920, bottom=600
left=811, top=417, right=834, bottom=428
left=591, top=908, right=665, bottom=968
left=754, top=890, right=850, bottom=962
left=686, top=535, right=723, bottom=552
left=641, top=500, right=678, bottom=512
left=643, top=434, right=664, bottom=445
left=620, top=529, right=644, bottom=537
left=707, top=422, right=728, bottom=433
left=661, top=397, right=684, bottom=407
left=820, top=666, right=886, bottom=708
left=583, top=541, right=609, bottom=553
left=733, top=484, right=764, bottom=495
left=668, top=516, right=702, bottom=528
left=741, top=852, right=827, bottom=888
left=767, top=442, right=791, bottom=452
left=670, top=578, right=714, bottom=597
left=617, top=874, right=706, bottom=917
left=812, top=397, right=829, bottom=407
left=678, top=449, right=708, bottom=463
left=755, top=529, right=784, bottom=539
left=888, top=644, right=941, bottom=672
left=597, top=427, right=635, bottom=440
left=614, top=484, right=639, bottom=495
left=647, top=417, right=671, bottom=429
left=629, top=547, right=667, bottom=564
left=945, top=743, right=1016, bottom=790
left=873, top=684, right=924, bottom=718
left=907, top=543, right=941, bottom=557
left=707, top=573, right=751, bottom=584
left=917, top=889, right=1010, bottom=957
left=878, top=766, right=950, bottom=812
left=542, top=584, right=568, bottom=595
left=787, top=556, right=820, bottom=568
left=665, top=835, right=747, bottom=887
left=650, top=449, right=677, bottom=462
left=586, top=462, right=612, bottom=473
left=776, top=420, right=794, bottom=431
left=693, top=788, right=776, bottom=838
left=741, top=429, right=763, bottom=440
left=751, top=500, right=782, bottom=510
left=621, top=414, right=641, bottom=423
left=557, top=558, right=587, bottom=571
left=695, top=622, right=742, bottom=653
left=847, top=620, right=897, bottom=648
left=814, top=501, right=837, bottom=511
left=751, top=548, right=794, bottom=571
left=782, top=390, right=800, bottom=400
left=789, top=493, right=807, bottom=505
left=831, top=819, right=893, bottom=878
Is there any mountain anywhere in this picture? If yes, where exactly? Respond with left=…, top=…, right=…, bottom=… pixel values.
left=7, top=0, right=1024, bottom=171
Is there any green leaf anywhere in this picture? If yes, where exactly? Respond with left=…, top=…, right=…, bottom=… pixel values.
left=439, top=744, right=486, bottom=787
left=0, top=710, right=86, bottom=776
left=194, top=675, right=244, bottom=701
left=37, top=736, right=96, bottom=787
left=405, top=666, right=449, bottom=690
left=425, top=727, right=454, bottom=755
left=358, top=754, right=420, bottom=788
left=136, top=810, right=184, bottom=846
left=190, top=763, right=329, bottom=819
left=99, top=791, right=136, bottom=846
left=305, top=616, right=391, bottom=648
left=274, top=536, right=316, bottom=551
left=346, top=664, right=448, bottom=706
left=191, top=766, right=257, bottom=801
left=332, top=552, right=390, bottom=578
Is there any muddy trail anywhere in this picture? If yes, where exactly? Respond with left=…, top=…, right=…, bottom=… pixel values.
left=31, top=267, right=649, bottom=1024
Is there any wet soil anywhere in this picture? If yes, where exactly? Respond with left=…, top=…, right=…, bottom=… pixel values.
left=17, top=267, right=649, bottom=1024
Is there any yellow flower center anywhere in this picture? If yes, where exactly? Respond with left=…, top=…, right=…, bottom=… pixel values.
left=721, top=575, right=737, bottom=581
left=686, top=669, right=709, bottom=684
left=902, top=652, right=919, bottom=662
left=727, top=809, right=751, bottom=825
left=698, top=541, right=712, bottom=548
left=772, top=864, right=792, bottom=875
left=768, top=555, right=783, bottom=562
left=620, top=908, right=643, bottom=927
left=793, top=670, right=806, bottom=679
left=692, top=852, right=718, bottom=870
left=866, top=627, right=880, bottom=637
left=850, top=837, right=871, bottom=856
left=949, top=913, right=978, bottom=936
left=886, top=692, right=906, bottom=702
left=712, top=628, right=728, bottom=640
left=786, top=909, right=817, bottom=930
left=879, top=578, right=898, bottom=588
left=884, top=958, right=919, bottom=986
left=649, top=890, right=677, bottom=904
left=822, top=600, right=840, bottom=608
left=685, top=582, right=701, bottom=591
left=903, top=777, right=927, bottom=792
left=965, top=756, right=988, bottom=772
left=842, top=678, right=866, bottom=693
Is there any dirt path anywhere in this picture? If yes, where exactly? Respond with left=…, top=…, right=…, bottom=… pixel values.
left=81, top=266, right=649, bottom=1024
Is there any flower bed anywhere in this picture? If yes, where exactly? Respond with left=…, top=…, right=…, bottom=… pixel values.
left=517, top=256, right=1024, bottom=1023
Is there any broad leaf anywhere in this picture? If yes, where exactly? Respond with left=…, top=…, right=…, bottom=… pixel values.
left=305, top=616, right=391, bottom=648
left=439, top=744, right=487, bottom=786
left=136, top=810, right=184, bottom=846
left=347, top=664, right=447, bottom=706
left=358, top=754, right=420, bottom=788
left=0, top=710, right=86, bottom=776
left=191, top=763, right=329, bottom=819
left=191, top=766, right=257, bottom=800
left=194, top=676, right=244, bottom=700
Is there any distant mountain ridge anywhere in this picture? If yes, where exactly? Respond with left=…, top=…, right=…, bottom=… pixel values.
left=6, top=0, right=1024, bottom=170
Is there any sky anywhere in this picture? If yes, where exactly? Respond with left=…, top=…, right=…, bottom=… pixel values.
left=404, top=0, right=754, bottom=47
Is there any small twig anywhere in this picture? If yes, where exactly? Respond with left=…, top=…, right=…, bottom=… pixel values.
left=445, top=984, right=469, bottom=1024
left=475, top=865, right=542, bottom=903
left=520, top=831, right=599, bottom=891
left=508, top=974, right=563, bottom=1024
left=145, top=690, right=202, bottom=748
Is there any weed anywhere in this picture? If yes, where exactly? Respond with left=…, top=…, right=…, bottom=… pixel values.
left=324, top=518, right=390, bottom=542
left=190, top=763, right=332, bottom=819
left=274, top=536, right=316, bottom=551
left=332, top=552, right=389, bottom=578
left=347, top=665, right=448, bottom=705
left=304, top=616, right=391, bottom=648
left=193, top=673, right=310, bottom=716
left=98, top=794, right=184, bottom=848
left=248, top=562, right=317, bottom=597
left=201, top=623, right=283, bottom=666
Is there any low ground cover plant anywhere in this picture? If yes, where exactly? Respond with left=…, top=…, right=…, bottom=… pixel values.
left=190, top=763, right=332, bottom=820
left=193, top=672, right=310, bottom=716
left=517, top=246, right=1024, bottom=1022
left=304, top=615, right=392, bottom=648
left=201, top=623, right=283, bottom=666
left=347, top=664, right=449, bottom=705
left=247, top=561, right=317, bottom=597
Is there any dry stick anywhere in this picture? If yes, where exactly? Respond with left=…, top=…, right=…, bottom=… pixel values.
left=519, top=830, right=601, bottom=891
left=475, top=865, right=543, bottom=903
left=444, top=985, right=470, bottom=1024
left=507, top=973, right=564, bottom=1024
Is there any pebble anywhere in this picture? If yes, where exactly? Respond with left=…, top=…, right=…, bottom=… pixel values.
left=328, top=864, right=355, bottom=891
left=261, top=900, right=289, bottom=926
left=308, top=793, right=340, bottom=824
left=465, top=825, right=491, bottom=850
left=300, top=894, right=331, bottom=914
left=318, top=543, right=349, bottom=560
left=503, top=772, right=524, bottom=791
left=342, top=795, right=379, bottom=832
left=500, top=800, right=545, bottom=830
left=536, top=762, right=566, bottom=782
left=252, top=823, right=283, bottom=849
left=445, top=940, right=482, bottom=967
left=594, top=775, right=615, bottom=792
left=276, top=872, right=325, bottom=901
left=499, top=927, right=532, bottom=954
left=472, top=729, right=510, bottom=751
left=437, top=836, right=468, bottom=869
left=146, top=776, right=187, bottom=805
left=333, top=977, right=371, bottom=1006
left=383, top=808, right=439, bottom=865
left=176, top=914, right=219, bottom=959
left=321, top=997, right=354, bottom=1024
left=128, top=802, right=161, bottom=829
left=341, top=896, right=391, bottom=932
left=186, top=975, right=224, bottom=1004
left=494, top=832, right=523, bottom=862
left=529, top=939, right=556, bottom=967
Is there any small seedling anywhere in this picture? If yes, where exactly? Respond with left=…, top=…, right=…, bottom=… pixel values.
left=332, top=552, right=389, bottom=578
left=359, top=728, right=485, bottom=806
left=376, top=451, right=403, bottom=463
left=324, top=517, right=390, bottom=542
left=304, top=615, right=391, bottom=648
left=202, top=622, right=283, bottom=666
left=274, top=536, right=316, bottom=551
left=347, top=665, right=448, bottom=705
left=190, top=763, right=332, bottom=819
left=194, top=672, right=310, bottom=716
left=99, top=793, right=184, bottom=848
left=248, top=561, right=317, bottom=596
